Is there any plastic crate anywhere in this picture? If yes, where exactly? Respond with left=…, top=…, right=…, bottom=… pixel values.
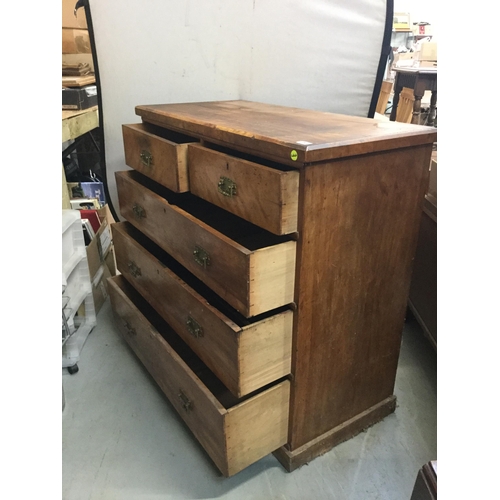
left=62, top=209, right=96, bottom=371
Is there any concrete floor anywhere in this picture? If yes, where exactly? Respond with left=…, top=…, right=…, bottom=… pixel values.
left=62, top=299, right=436, bottom=500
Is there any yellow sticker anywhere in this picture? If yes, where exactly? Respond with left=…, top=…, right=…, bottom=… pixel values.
left=290, top=150, right=298, bottom=161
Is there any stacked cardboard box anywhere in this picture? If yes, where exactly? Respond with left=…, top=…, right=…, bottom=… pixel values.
left=62, top=0, right=94, bottom=71
left=83, top=205, right=117, bottom=314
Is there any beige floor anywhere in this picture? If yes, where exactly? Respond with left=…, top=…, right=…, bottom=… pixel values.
left=62, top=299, right=437, bottom=500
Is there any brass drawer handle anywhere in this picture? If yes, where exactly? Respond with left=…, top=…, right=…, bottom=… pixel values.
left=124, top=320, right=136, bottom=336
left=140, top=150, right=153, bottom=167
left=193, top=245, right=210, bottom=268
left=186, top=316, right=203, bottom=338
left=178, top=390, right=192, bottom=412
left=128, top=261, right=142, bottom=278
left=132, top=203, right=146, bottom=219
left=218, top=176, right=237, bottom=197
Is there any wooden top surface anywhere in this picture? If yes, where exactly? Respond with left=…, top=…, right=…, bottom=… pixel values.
left=136, top=100, right=437, bottom=166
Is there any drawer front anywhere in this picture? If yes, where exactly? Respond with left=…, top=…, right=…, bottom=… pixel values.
left=122, top=123, right=195, bottom=192
left=188, top=144, right=299, bottom=235
left=108, top=275, right=290, bottom=477
left=115, top=170, right=296, bottom=317
left=112, top=221, right=293, bottom=397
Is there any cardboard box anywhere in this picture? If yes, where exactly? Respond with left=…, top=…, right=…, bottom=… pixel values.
left=91, top=263, right=112, bottom=314
left=70, top=198, right=101, bottom=210
left=393, top=52, right=417, bottom=68
left=97, top=204, right=116, bottom=227
left=62, top=28, right=91, bottom=54
left=105, top=246, right=117, bottom=277
left=85, top=204, right=116, bottom=277
left=63, top=0, right=88, bottom=29
left=62, top=53, right=94, bottom=73
left=419, top=42, right=437, bottom=61
left=413, top=23, right=433, bottom=36
left=62, top=85, right=98, bottom=111
left=87, top=218, right=112, bottom=280
left=393, top=12, right=411, bottom=31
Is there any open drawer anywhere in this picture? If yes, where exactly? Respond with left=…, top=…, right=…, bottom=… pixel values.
left=188, top=143, right=299, bottom=235
left=108, top=275, right=290, bottom=477
left=112, top=221, right=293, bottom=397
left=115, top=170, right=296, bottom=317
left=122, top=122, right=198, bottom=192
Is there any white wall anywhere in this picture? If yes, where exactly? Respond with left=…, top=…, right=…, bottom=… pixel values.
left=88, top=0, right=389, bottom=213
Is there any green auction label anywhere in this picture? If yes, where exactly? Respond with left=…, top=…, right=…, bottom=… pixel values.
left=290, top=150, right=298, bottom=161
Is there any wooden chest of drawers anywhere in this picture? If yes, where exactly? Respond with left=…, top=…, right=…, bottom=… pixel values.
left=109, top=100, right=437, bottom=476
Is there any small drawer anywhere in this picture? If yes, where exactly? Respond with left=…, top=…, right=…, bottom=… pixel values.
left=112, top=221, right=293, bottom=397
left=188, top=144, right=299, bottom=235
left=122, top=123, right=198, bottom=192
left=115, top=170, right=296, bottom=317
left=107, top=275, right=290, bottom=477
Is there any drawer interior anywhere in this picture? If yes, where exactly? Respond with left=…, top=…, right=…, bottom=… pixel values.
left=115, top=275, right=285, bottom=409
left=119, top=222, right=291, bottom=328
left=126, top=170, right=294, bottom=250
left=136, top=121, right=199, bottom=145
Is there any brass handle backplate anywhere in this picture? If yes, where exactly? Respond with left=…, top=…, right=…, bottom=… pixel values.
left=178, top=390, right=192, bottom=412
left=218, top=176, right=237, bottom=197
left=128, top=261, right=142, bottom=278
left=193, top=245, right=210, bottom=268
left=140, top=150, right=153, bottom=167
left=186, top=316, right=203, bottom=338
left=132, top=203, right=146, bottom=219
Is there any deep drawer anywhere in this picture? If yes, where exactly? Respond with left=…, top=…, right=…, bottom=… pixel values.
left=107, top=274, right=290, bottom=477
left=122, top=122, right=198, bottom=192
left=188, top=144, right=299, bottom=235
left=115, top=170, right=296, bottom=317
left=112, top=221, right=293, bottom=397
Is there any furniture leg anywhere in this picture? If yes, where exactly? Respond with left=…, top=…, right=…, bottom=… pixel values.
left=428, top=90, right=437, bottom=127
left=411, top=81, right=426, bottom=125
left=389, top=76, right=401, bottom=121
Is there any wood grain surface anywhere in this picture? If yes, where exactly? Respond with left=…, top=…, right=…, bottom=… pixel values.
left=115, top=170, right=296, bottom=317
left=188, top=144, right=299, bottom=234
left=122, top=123, right=197, bottom=192
left=136, top=100, right=437, bottom=166
left=288, top=144, right=433, bottom=448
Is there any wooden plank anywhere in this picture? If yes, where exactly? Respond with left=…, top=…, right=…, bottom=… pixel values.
left=62, top=164, right=71, bottom=209
left=249, top=241, right=296, bottom=317
left=288, top=144, right=433, bottom=449
left=136, top=100, right=437, bottom=167
left=273, top=396, right=396, bottom=472
left=239, top=313, right=293, bottom=397
left=122, top=123, right=194, bottom=192
left=225, top=381, right=290, bottom=476
left=62, top=75, right=96, bottom=87
left=188, top=144, right=299, bottom=234
left=62, top=106, right=98, bottom=142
